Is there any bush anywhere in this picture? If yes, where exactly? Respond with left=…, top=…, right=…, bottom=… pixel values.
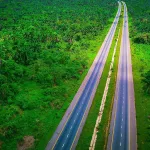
left=142, top=70, right=150, bottom=94
left=133, top=33, right=150, bottom=44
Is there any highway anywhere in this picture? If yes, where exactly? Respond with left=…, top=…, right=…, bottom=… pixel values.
left=107, top=2, right=137, bottom=150
left=46, top=2, right=121, bottom=150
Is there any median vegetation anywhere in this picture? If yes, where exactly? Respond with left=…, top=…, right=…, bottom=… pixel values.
left=0, top=0, right=116, bottom=149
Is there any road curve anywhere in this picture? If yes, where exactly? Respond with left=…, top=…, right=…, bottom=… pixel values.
left=46, top=2, right=121, bottom=150
left=107, top=2, right=137, bottom=150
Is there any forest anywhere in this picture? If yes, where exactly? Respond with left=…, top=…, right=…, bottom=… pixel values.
left=0, top=0, right=116, bottom=149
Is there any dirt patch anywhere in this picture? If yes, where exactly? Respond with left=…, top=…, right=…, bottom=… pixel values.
left=18, top=136, right=35, bottom=150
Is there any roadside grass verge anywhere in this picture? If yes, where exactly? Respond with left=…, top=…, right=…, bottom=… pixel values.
left=127, top=13, right=150, bottom=149
left=131, top=43, right=150, bottom=149
left=76, top=7, right=123, bottom=150
left=126, top=0, right=150, bottom=148
left=129, top=16, right=150, bottom=149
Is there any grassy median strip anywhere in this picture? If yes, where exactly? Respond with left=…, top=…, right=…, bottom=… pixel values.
left=76, top=7, right=123, bottom=150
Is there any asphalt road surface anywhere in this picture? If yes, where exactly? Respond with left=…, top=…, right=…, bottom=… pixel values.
left=46, top=2, right=121, bottom=150
left=107, top=2, right=137, bottom=150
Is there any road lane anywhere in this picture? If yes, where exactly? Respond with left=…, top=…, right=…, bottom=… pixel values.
left=46, top=2, right=121, bottom=150
left=107, top=2, right=137, bottom=150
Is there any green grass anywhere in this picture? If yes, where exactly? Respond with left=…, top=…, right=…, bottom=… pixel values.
left=127, top=8, right=150, bottom=149
left=76, top=7, right=123, bottom=150
left=131, top=43, right=150, bottom=149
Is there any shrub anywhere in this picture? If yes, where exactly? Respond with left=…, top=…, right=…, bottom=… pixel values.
left=142, top=70, right=150, bottom=94
left=133, top=33, right=150, bottom=44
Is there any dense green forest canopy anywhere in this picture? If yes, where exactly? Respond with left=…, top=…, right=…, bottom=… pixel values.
left=0, top=0, right=116, bottom=102
left=126, top=0, right=150, bottom=44
left=0, top=0, right=116, bottom=149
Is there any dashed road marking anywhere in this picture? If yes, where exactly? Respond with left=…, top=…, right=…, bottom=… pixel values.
left=62, top=144, right=64, bottom=147
left=120, top=142, right=122, bottom=146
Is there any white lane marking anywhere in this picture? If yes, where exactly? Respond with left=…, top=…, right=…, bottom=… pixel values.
left=74, top=120, right=75, bottom=123
left=120, top=142, right=122, bottom=146
left=121, top=133, right=122, bottom=137
left=70, top=126, right=72, bottom=129
left=122, top=112, right=123, bottom=115
left=122, top=118, right=123, bottom=121
left=67, top=134, right=69, bottom=138
left=77, top=113, right=78, bottom=116
left=121, top=125, right=122, bottom=129
left=62, top=144, right=64, bottom=147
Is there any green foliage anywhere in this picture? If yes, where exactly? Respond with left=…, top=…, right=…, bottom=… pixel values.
left=131, top=43, right=150, bottom=150
left=0, top=0, right=116, bottom=149
left=133, top=33, right=150, bottom=44
left=126, top=0, right=150, bottom=44
left=142, top=70, right=150, bottom=94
